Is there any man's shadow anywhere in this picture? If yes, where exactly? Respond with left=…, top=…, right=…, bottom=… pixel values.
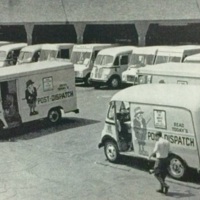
left=165, top=190, right=195, bottom=198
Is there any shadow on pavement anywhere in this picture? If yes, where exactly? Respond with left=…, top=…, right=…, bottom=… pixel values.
left=114, top=155, right=200, bottom=185
left=166, top=190, right=195, bottom=198
left=0, top=117, right=100, bottom=141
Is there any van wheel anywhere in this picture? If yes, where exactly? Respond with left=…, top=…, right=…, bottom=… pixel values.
left=104, top=141, right=119, bottom=163
left=48, top=108, right=61, bottom=123
left=84, top=74, right=91, bottom=86
left=109, top=77, right=120, bottom=89
left=168, top=155, right=187, bottom=180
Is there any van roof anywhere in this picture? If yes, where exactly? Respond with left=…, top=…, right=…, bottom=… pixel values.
left=98, top=46, right=137, bottom=56
left=0, top=43, right=27, bottom=51
left=72, top=43, right=114, bottom=50
left=20, top=44, right=44, bottom=52
left=156, top=45, right=200, bottom=54
left=111, top=84, right=200, bottom=111
left=0, top=41, right=12, bottom=46
left=133, top=46, right=159, bottom=55
left=137, top=62, right=200, bottom=77
left=0, top=60, right=73, bottom=80
left=41, top=43, right=74, bottom=50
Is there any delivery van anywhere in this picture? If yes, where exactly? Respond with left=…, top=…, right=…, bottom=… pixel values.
left=70, top=43, right=115, bottom=85
left=38, top=43, right=74, bottom=61
left=0, top=43, right=27, bottom=67
left=90, top=46, right=137, bottom=89
left=154, top=45, right=200, bottom=64
left=0, top=60, right=79, bottom=129
left=183, top=53, right=200, bottom=63
left=0, top=41, right=12, bottom=47
left=137, top=62, right=200, bottom=85
left=122, top=46, right=158, bottom=85
left=98, top=84, right=200, bottom=180
left=17, top=44, right=44, bottom=65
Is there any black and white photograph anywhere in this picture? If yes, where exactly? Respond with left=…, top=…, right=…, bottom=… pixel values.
left=0, top=0, right=200, bottom=199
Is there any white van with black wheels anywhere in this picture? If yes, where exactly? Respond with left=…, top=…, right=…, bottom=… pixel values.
left=90, top=46, right=136, bottom=89
left=0, top=60, right=78, bottom=129
left=99, top=84, right=200, bottom=180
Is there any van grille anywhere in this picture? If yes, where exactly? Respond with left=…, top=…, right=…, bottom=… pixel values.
left=127, top=75, right=135, bottom=82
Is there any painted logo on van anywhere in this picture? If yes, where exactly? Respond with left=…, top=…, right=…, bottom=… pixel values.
left=25, top=79, right=39, bottom=116
left=133, top=107, right=151, bottom=156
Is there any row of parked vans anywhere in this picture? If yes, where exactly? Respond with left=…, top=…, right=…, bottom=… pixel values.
left=2, top=42, right=200, bottom=89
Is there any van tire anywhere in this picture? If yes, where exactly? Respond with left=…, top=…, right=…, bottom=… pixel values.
left=109, top=76, right=121, bottom=89
left=168, top=155, right=187, bottom=180
left=104, top=140, right=119, bottom=163
left=48, top=108, right=61, bottom=124
left=84, top=74, right=91, bottom=86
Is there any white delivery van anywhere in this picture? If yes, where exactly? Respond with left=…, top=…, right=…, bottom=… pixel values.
left=0, top=41, right=12, bottom=47
left=183, top=53, right=200, bottom=63
left=0, top=60, right=78, bottom=129
left=98, top=84, right=200, bottom=180
left=122, top=46, right=158, bottom=85
left=154, top=45, right=200, bottom=64
left=0, top=43, right=27, bottom=67
left=71, top=43, right=115, bottom=85
left=137, top=62, right=200, bottom=85
left=17, top=44, right=43, bottom=65
left=38, top=43, right=74, bottom=61
left=90, top=46, right=137, bottom=89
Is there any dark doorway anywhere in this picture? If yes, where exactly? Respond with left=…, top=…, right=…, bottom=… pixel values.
left=84, top=24, right=138, bottom=45
left=32, top=25, right=76, bottom=44
left=146, top=24, right=200, bottom=46
left=0, top=25, right=26, bottom=42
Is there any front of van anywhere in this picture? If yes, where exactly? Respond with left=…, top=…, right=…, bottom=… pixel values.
left=90, top=53, right=114, bottom=87
left=70, top=47, right=93, bottom=84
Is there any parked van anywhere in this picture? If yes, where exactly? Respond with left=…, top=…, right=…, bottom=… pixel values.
left=98, top=84, right=200, bottom=180
left=137, top=62, right=200, bottom=85
left=17, top=44, right=43, bottom=65
left=122, top=46, right=158, bottom=85
left=71, top=43, right=115, bottom=85
left=0, top=60, right=78, bottom=129
left=183, top=53, right=200, bottom=63
left=154, top=45, right=200, bottom=64
left=0, top=43, right=27, bottom=67
left=38, top=43, right=74, bottom=61
left=0, top=41, right=12, bottom=47
left=90, top=46, right=136, bottom=89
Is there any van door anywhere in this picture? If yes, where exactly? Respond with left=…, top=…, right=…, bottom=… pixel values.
left=0, top=80, right=21, bottom=128
left=119, top=54, right=129, bottom=75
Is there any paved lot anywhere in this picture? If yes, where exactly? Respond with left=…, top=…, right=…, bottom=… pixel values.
left=0, top=84, right=200, bottom=200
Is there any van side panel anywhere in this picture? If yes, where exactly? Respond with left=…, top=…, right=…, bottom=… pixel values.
left=18, top=68, right=77, bottom=123
left=152, top=75, right=200, bottom=85
left=130, top=103, right=199, bottom=169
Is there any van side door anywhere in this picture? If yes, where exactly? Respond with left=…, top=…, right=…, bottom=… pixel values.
left=118, top=54, right=130, bottom=75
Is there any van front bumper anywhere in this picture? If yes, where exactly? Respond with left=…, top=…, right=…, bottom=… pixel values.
left=90, top=78, right=108, bottom=86
left=75, top=77, right=85, bottom=83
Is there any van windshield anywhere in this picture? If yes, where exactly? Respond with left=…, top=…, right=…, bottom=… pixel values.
left=39, top=50, right=58, bottom=61
left=18, top=51, right=33, bottom=61
left=129, top=54, right=154, bottom=67
left=0, top=51, right=7, bottom=60
left=70, top=51, right=91, bottom=64
left=155, top=55, right=181, bottom=64
left=95, top=55, right=113, bottom=66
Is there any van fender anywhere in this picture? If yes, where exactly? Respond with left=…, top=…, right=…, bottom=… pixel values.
left=98, top=135, right=117, bottom=148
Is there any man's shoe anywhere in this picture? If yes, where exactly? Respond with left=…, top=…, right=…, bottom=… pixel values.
left=156, top=189, right=164, bottom=193
left=164, top=186, right=169, bottom=195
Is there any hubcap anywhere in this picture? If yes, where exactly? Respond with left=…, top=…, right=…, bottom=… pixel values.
left=169, top=158, right=184, bottom=178
left=111, top=79, right=119, bottom=88
left=106, top=144, right=117, bottom=160
left=49, top=111, right=59, bottom=122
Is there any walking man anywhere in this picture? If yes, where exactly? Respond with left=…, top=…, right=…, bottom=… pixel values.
left=149, top=131, right=170, bottom=195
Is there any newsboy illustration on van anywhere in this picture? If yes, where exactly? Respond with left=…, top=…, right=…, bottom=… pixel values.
left=133, top=107, right=148, bottom=155
left=25, top=80, right=38, bottom=116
